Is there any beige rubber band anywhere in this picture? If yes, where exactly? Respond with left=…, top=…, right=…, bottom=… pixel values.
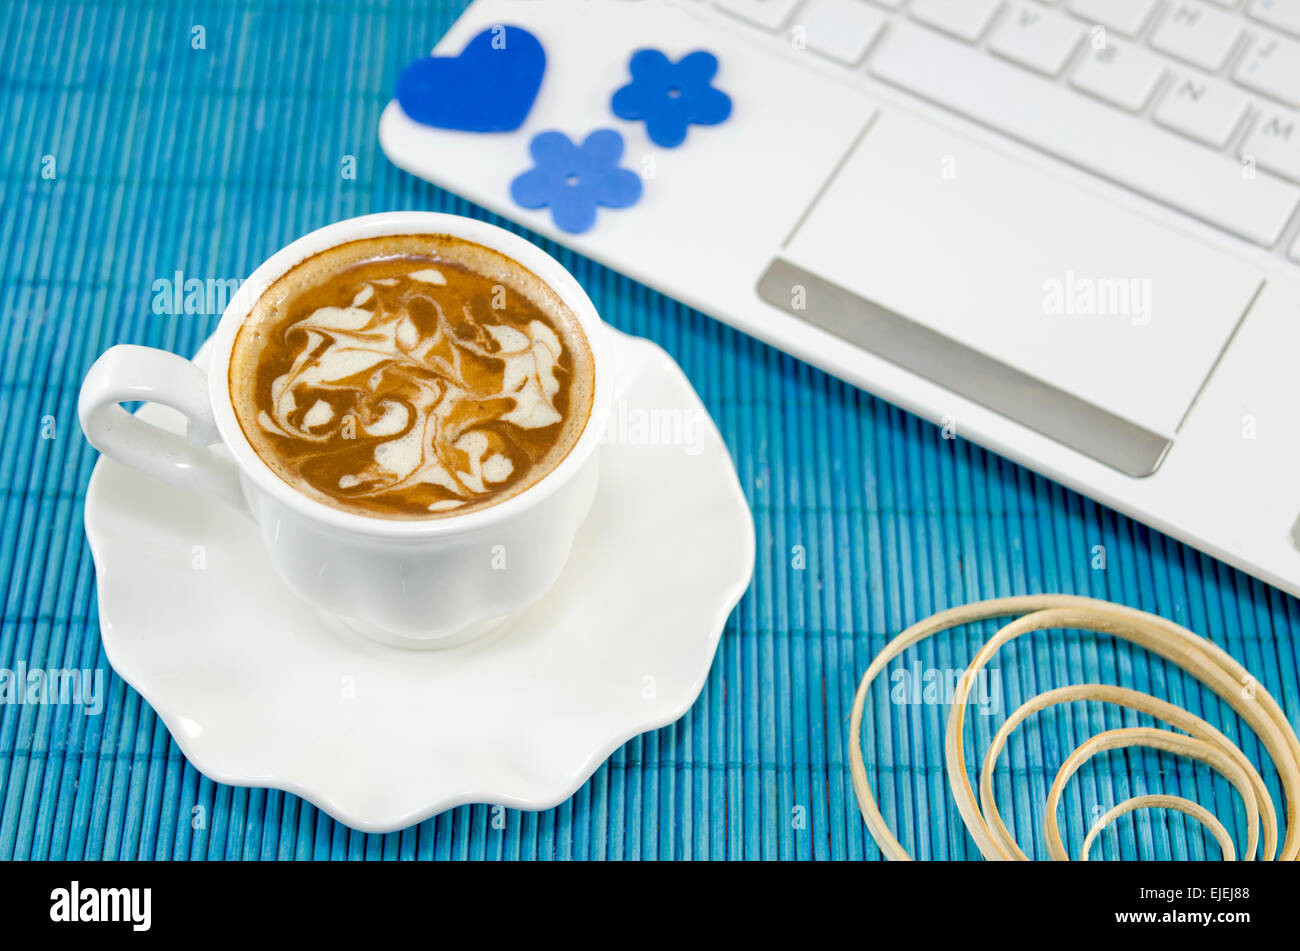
left=847, top=595, right=1300, bottom=861
left=978, top=684, right=1275, bottom=860
left=946, top=606, right=1291, bottom=860
left=1082, top=795, right=1235, bottom=862
left=1043, top=728, right=1258, bottom=861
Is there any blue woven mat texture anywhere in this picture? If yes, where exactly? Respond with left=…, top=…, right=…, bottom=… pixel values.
left=2, top=0, right=1298, bottom=861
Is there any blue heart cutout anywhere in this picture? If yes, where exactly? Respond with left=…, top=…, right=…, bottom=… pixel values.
left=396, top=25, right=545, bottom=133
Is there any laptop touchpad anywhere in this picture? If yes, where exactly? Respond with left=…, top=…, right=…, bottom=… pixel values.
left=760, top=109, right=1263, bottom=477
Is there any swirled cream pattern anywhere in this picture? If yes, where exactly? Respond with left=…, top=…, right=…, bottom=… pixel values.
left=229, top=237, right=592, bottom=519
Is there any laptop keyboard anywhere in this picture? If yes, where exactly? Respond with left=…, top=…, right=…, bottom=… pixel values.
left=706, top=0, right=1300, bottom=260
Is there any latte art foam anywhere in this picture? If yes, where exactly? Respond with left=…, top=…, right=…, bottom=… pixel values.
left=229, top=234, right=594, bottom=519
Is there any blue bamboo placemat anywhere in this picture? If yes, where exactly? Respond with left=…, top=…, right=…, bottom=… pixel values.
left=1, top=0, right=1298, bottom=861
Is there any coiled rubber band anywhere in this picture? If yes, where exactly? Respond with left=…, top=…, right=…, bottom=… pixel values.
left=978, top=684, right=1275, bottom=860
left=1082, top=795, right=1235, bottom=861
left=847, top=595, right=1300, bottom=861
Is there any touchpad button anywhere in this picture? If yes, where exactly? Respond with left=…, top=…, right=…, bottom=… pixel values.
left=766, top=109, right=1264, bottom=475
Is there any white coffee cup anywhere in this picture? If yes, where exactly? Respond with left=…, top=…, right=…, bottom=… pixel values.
left=79, top=212, right=612, bottom=648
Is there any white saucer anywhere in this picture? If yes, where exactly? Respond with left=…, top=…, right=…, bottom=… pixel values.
left=83, top=328, right=755, bottom=832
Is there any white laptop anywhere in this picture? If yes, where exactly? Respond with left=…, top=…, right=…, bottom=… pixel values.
left=380, top=0, right=1300, bottom=598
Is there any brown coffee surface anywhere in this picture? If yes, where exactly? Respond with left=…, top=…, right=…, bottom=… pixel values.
left=229, top=234, right=594, bottom=519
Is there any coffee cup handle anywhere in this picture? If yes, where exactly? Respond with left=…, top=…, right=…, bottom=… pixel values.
left=78, top=344, right=246, bottom=510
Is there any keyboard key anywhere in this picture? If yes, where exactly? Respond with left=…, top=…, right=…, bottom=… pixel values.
left=1234, top=34, right=1300, bottom=106
left=1150, top=2, right=1244, bottom=70
left=1249, top=0, right=1300, bottom=37
left=989, top=3, right=1084, bottom=75
left=1071, top=37, right=1167, bottom=110
left=868, top=21, right=1300, bottom=245
left=797, top=0, right=887, bottom=65
left=1067, top=0, right=1161, bottom=37
left=1155, top=75, right=1251, bottom=146
left=910, top=0, right=1003, bottom=41
left=1241, top=108, right=1300, bottom=180
left=713, top=0, right=801, bottom=30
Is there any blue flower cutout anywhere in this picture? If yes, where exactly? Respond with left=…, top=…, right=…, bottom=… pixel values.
left=611, top=49, right=732, bottom=148
left=510, top=129, right=642, bottom=234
